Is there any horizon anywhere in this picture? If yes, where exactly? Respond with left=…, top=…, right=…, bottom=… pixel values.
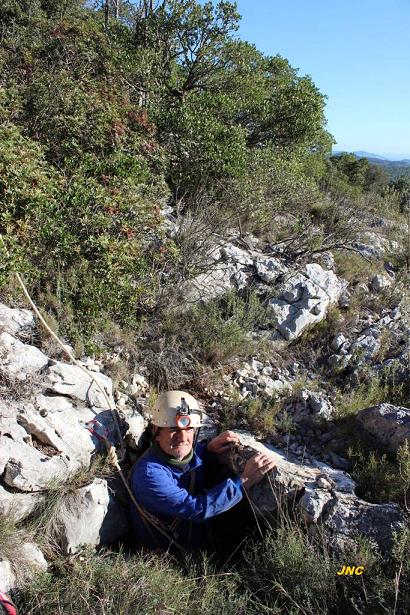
left=332, top=149, right=410, bottom=161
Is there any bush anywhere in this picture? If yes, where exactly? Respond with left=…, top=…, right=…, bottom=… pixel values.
left=347, top=441, right=410, bottom=507
left=240, top=517, right=410, bottom=615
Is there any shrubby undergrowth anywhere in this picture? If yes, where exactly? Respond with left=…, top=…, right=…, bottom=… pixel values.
left=11, top=518, right=410, bottom=615
left=1, top=2, right=409, bottom=614
left=1, top=0, right=406, bottom=356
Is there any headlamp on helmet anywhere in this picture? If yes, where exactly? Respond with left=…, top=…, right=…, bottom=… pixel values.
left=175, top=397, right=192, bottom=429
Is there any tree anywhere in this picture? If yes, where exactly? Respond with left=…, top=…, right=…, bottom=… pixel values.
left=134, top=0, right=240, bottom=99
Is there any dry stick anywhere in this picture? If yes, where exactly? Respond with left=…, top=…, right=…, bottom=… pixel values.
left=393, top=562, right=403, bottom=615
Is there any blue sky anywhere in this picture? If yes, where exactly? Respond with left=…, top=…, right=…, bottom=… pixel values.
left=233, top=0, right=410, bottom=159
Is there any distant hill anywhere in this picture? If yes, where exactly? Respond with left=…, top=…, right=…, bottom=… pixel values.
left=333, top=150, right=410, bottom=179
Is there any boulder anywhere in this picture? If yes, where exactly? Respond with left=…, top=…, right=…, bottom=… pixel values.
left=124, top=408, right=146, bottom=449
left=331, top=334, right=349, bottom=353
left=254, top=255, right=287, bottom=284
left=356, top=404, right=410, bottom=453
left=0, top=435, right=69, bottom=491
left=182, top=263, right=241, bottom=304
left=0, top=333, right=48, bottom=380
left=220, top=244, right=253, bottom=266
left=22, top=402, right=97, bottom=468
left=0, top=485, right=42, bottom=522
left=53, top=478, right=129, bottom=554
left=44, top=362, right=114, bottom=409
left=0, top=544, right=47, bottom=593
left=0, top=304, right=35, bottom=338
left=221, top=431, right=404, bottom=554
left=19, top=543, right=48, bottom=572
left=350, top=328, right=381, bottom=363
left=0, top=396, right=98, bottom=483
left=299, top=487, right=333, bottom=523
left=321, top=494, right=404, bottom=553
left=268, top=264, right=346, bottom=341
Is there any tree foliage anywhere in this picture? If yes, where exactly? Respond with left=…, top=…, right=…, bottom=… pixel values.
left=0, top=0, right=334, bottom=342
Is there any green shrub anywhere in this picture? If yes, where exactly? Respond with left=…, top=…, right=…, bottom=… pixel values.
left=239, top=518, right=409, bottom=615
left=347, top=441, right=410, bottom=506
left=335, top=366, right=408, bottom=419
left=185, top=291, right=267, bottom=365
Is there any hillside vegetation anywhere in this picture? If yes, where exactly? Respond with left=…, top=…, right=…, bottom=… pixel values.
left=1, top=0, right=406, bottom=350
left=1, top=2, right=409, bottom=615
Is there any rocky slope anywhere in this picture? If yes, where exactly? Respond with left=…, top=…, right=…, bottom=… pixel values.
left=1, top=214, right=409, bottom=592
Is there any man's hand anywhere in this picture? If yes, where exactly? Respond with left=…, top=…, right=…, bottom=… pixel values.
left=206, top=430, right=240, bottom=455
left=240, top=452, right=277, bottom=491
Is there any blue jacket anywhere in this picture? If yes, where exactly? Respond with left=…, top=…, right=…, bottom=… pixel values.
left=130, top=443, right=243, bottom=550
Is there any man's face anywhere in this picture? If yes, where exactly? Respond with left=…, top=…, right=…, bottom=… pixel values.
left=155, top=426, right=195, bottom=460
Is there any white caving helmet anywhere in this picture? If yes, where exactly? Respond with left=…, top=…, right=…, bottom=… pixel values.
left=151, top=391, right=205, bottom=429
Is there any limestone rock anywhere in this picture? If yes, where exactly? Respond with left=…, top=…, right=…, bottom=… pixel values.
left=0, top=304, right=35, bottom=338
left=268, top=264, right=346, bottom=341
left=322, top=494, right=404, bottom=553
left=53, top=478, right=128, bottom=554
left=331, top=334, right=349, bottom=353
left=254, top=255, right=287, bottom=284
left=182, top=263, right=240, bottom=303
left=44, top=361, right=114, bottom=409
left=356, top=404, right=410, bottom=453
left=29, top=403, right=97, bottom=467
left=124, top=408, right=146, bottom=449
left=299, top=487, right=333, bottom=523
left=354, top=232, right=396, bottom=260
left=0, top=333, right=48, bottom=380
left=281, top=389, right=333, bottom=424
left=223, top=431, right=356, bottom=510
left=222, top=431, right=404, bottom=554
left=20, top=543, right=48, bottom=572
left=351, top=328, right=381, bottom=362
left=0, top=559, right=15, bottom=594
left=0, top=485, right=42, bottom=522
left=35, top=393, right=77, bottom=414
left=221, top=244, right=253, bottom=266
left=0, top=435, right=69, bottom=491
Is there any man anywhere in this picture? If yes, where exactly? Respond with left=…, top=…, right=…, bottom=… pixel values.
left=130, top=390, right=276, bottom=551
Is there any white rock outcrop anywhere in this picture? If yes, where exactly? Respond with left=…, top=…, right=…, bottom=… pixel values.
left=0, top=559, right=16, bottom=594
left=222, top=431, right=404, bottom=553
left=0, top=304, right=36, bottom=337
left=0, top=333, right=49, bottom=380
left=268, top=264, right=347, bottom=341
left=44, top=362, right=114, bottom=409
left=356, top=404, right=410, bottom=453
left=181, top=239, right=288, bottom=304
left=0, top=485, right=42, bottom=521
left=52, top=478, right=129, bottom=554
